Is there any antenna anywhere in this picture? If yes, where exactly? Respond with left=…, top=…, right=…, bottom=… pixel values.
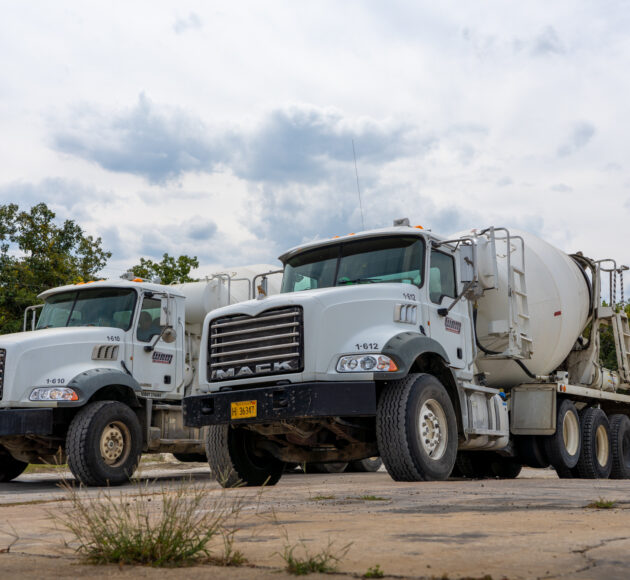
left=352, top=139, right=365, bottom=230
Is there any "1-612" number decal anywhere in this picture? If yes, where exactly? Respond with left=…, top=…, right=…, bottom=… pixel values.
left=355, top=342, right=378, bottom=350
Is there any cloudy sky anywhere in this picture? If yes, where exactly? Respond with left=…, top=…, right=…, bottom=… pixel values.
left=1, top=1, right=629, bottom=285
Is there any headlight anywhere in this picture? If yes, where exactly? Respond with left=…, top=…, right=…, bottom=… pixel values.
left=29, top=387, right=79, bottom=401
left=337, top=354, right=398, bottom=373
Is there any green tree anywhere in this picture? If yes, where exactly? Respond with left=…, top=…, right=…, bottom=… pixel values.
left=129, top=253, right=199, bottom=285
left=598, top=301, right=630, bottom=371
left=0, top=203, right=111, bottom=334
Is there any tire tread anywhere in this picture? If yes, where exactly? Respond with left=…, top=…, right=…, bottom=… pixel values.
left=376, top=374, right=425, bottom=481
left=66, top=400, right=141, bottom=486
left=610, top=414, right=630, bottom=479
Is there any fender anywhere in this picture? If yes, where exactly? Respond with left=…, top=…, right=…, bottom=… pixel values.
left=375, top=331, right=450, bottom=381
left=57, top=368, right=142, bottom=407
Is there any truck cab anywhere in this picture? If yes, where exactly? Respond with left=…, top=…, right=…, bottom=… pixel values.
left=185, top=223, right=510, bottom=486
left=0, top=265, right=280, bottom=485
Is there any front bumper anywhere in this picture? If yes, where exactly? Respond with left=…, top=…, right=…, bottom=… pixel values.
left=0, top=408, right=53, bottom=436
left=183, top=381, right=376, bottom=427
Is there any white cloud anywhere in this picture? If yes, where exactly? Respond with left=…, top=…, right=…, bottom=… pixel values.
left=173, top=12, right=202, bottom=35
left=0, top=0, right=628, bottom=274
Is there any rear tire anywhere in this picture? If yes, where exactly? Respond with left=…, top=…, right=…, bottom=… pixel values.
left=308, top=462, right=349, bottom=473
left=173, top=453, right=207, bottom=463
left=66, top=400, right=142, bottom=486
left=456, top=451, right=492, bottom=479
left=377, top=373, right=457, bottom=481
left=347, top=457, right=383, bottom=472
left=206, top=425, right=284, bottom=487
left=609, top=414, right=630, bottom=479
left=544, top=398, right=581, bottom=471
left=515, top=435, right=549, bottom=468
left=0, top=447, right=28, bottom=482
left=576, top=408, right=612, bottom=479
left=455, top=452, right=521, bottom=479
left=489, top=455, right=522, bottom=479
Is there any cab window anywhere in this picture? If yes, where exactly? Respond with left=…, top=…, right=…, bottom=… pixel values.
left=137, top=297, right=163, bottom=342
left=429, top=250, right=456, bottom=304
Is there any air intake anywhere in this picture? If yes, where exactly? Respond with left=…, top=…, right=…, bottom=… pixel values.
left=92, top=345, right=119, bottom=361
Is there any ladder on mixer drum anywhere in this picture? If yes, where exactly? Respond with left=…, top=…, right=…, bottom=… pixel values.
left=508, top=264, right=533, bottom=359
left=612, top=311, right=630, bottom=383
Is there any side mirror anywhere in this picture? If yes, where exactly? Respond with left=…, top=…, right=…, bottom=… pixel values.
left=144, top=326, right=177, bottom=351
left=459, top=245, right=474, bottom=284
left=159, top=297, right=170, bottom=326
left=161, top=327, right=177, bottom=343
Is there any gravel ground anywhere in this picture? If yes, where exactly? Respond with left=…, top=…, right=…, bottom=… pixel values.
left=1, top=461, right=630, bottom=579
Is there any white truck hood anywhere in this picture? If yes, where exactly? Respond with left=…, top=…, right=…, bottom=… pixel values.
left=0, top=327, right=127, bottom=407
left=199, top=283, right=424, bottom=391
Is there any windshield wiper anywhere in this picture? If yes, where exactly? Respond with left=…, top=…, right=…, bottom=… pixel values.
left=337, top=277, right=378, bottom=285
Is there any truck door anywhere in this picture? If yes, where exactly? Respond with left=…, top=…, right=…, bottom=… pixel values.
left=132, top=295, right=180, bottom=395
left=426, top=247, right=469, bottom=369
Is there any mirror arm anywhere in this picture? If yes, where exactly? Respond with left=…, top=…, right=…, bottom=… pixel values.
left=437, top=279, right=476, bottom=317
left=144, top=326, right=172, bottom=352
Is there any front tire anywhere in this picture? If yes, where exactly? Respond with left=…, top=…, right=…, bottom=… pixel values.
left=0, top=447, right=28, bottom=482
left=206, top=425, right=284, bottom=488
left=376, top=373, right=457, bottom=481
left=66, top=400, right=142, bottom=486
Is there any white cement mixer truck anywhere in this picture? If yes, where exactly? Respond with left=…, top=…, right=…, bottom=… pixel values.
left=183, top=221, right=630, bottom=485
left=0, top=265, right=280, bottom=485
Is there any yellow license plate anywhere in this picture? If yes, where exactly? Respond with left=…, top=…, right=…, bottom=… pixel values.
left=231, top=400, right=257, bottom=420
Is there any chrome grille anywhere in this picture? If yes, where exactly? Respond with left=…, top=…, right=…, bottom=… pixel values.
left=209, top=306, right=303, bottom=382
left=0, top=349, right=5, bottom=399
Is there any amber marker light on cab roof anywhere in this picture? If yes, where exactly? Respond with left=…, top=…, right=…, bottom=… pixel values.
left=415, top=225, right=424, bottom=229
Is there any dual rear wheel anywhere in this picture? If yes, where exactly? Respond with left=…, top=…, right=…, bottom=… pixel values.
left=523, top=400, right=630, bottom=480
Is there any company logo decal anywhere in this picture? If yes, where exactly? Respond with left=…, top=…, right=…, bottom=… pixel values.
left=445, top=317, right=462, bottom=334
left=152, top=351, right=173, bottom=364
left=212, top=360, right=296, bottom=380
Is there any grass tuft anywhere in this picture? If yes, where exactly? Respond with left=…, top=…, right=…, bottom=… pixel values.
left=56, top=478, right=244, bottom=567
left=309, top=494, right=336, bottom=501
left=586, top=497, right=617, bottom=509
left=350, top=495, right=389, bottom=501
left=279, top=538, right=351, bottom=575
left=364, top=563, right=385, bottom=578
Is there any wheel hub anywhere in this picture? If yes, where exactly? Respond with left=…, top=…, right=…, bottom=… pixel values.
left=595, top=424, right=609, bottom=468
left=100, top=422, right=129, bottom=465
left=562, top=410, right=579, bottom=456
left=419, top=399, right=448, bottom=460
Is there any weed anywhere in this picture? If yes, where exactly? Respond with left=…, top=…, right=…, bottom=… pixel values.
left=309, top=494, right=336, bottom=501
left=279, top=537, right=352, bottom=575
left=24, top=463, right=68, bottom=474
left=55, top=478, right=245, bottom=567
left=350, top=495, right=388, bottom=501
left=364, top=563, right=385, bottom=578
left=431, top=576, right=492, bottom=580
left=586, top=497, right=617, bottom=509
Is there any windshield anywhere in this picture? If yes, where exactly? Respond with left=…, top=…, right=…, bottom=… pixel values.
left=281, top=236, right=425, bottom=293
left=37, top=288, right=137, bottom=330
